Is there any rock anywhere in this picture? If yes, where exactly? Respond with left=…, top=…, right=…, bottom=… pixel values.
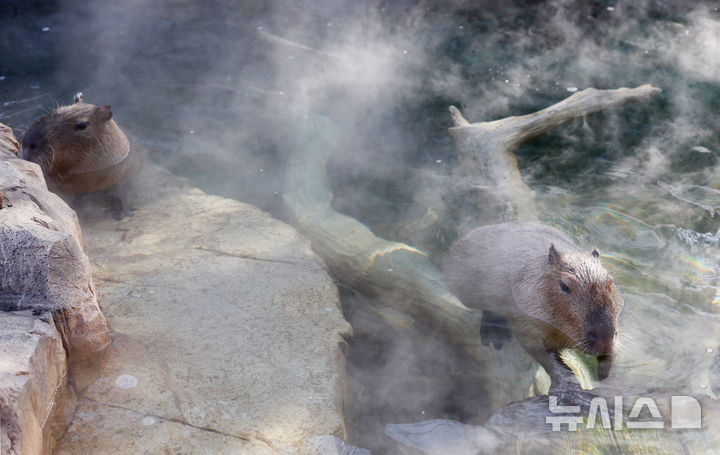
left=0, top=123, right=111, bottom=454
left=0, top=311, right=67, bottom=455
left=0, top=124, right=18, bottom=159
left=299, top=435, right=371, bottom=455
left=385, top=419, right=502, bottom=455
left=56, top=400, right=275, bottom=455
left=0, top=125, right=110, bottom=360
left=55, top=162, right=354, bottom=453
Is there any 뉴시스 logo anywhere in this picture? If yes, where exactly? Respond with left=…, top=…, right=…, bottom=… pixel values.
left=546, top=395, right=702, bottom=431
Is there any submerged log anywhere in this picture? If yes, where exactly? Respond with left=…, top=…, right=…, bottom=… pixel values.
left=448, top=84, right=661, bottom=221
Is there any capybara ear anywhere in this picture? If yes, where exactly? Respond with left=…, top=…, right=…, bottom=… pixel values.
left=73, top=92, right=84, bottom=104
left=591, top=248, right=600, bottom=258
left=97, top=105, right=113, bottom=122
left=548, top=244, right=561, bottom=265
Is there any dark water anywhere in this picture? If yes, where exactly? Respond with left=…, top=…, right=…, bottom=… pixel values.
left=2, top=0, right=720, bottom=453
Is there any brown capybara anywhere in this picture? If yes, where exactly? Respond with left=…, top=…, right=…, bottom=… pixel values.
left=443, top=222, right=624, bottom=389
left=20, top=92, right=140, bottom=195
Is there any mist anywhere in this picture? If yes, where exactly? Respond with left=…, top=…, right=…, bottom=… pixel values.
left=2, top=0, right=720, bottom=452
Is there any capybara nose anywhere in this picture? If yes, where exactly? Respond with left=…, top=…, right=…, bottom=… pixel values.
left=20, top=127, right=43, bottom=161
left=21, top=142, right=39, bottom=161
left=586, top=325, right=615, bottom=355
left=587, top=331, right=599, bottom=344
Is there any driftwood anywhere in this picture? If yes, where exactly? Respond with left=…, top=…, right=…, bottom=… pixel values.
left=283, top=113, right=474, bottom=333
left=448, top=84, right=661, bottom=221
left=283, top=112, right=543, bottom=409
left=283, top=85, right=661, bottom=409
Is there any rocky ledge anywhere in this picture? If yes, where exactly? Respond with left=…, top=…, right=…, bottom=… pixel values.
left=54, top=157, right=353, bottom=452
left=0, top=123, right=354, bottom=454
left=0, top=123, right=111, bottom=454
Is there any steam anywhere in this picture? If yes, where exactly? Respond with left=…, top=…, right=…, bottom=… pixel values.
left=2, top=0, right=720, bottom=452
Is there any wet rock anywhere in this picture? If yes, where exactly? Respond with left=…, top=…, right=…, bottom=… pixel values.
left=55, top=162, right=354, bottom=453
left=385, top=419, right=502, bottom=455
left=386, top=392, right=720, bottom=454
left=300, top=435, right=371, bottom=455
left=0, top=123, right=111, bottom=454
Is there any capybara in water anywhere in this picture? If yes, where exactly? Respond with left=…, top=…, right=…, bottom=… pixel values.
left=443, top=222, right=624, bottom=388
left=20, top=92, right=140, bottom=194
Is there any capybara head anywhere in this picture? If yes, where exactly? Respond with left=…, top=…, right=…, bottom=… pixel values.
left=546, top=244, right=624, bottom=356
left=20, top=93, right=129, bottom=187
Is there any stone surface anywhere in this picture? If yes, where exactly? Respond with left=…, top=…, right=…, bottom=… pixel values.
left=0, top=123, right=111, bottom=455
left=57, top=400, right=274, bottom=455
left=0, top=125, right=111, bottom=361
left=55, top=162, right=353, bottom=453
left=0, top=311, right=67, bottom=455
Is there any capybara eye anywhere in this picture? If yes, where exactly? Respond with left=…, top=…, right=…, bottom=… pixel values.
left=73, top=121, right=90, bottom=131
left=559, top=281, right=571, bottom=294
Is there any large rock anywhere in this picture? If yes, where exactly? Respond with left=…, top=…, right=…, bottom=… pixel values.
left=0, top=123, right=111, bottom=454
left=0, top=124, right=110, bottom=360
left=0, top=311, right=67, bottom=455
left=55, top=162, right=353, bottom=453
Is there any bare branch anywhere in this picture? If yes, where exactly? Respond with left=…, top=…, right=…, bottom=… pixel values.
left=448, top=84, right=662, bottom=221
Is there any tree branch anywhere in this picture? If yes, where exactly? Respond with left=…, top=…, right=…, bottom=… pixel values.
left=448, top=84, right=661, bottom=221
